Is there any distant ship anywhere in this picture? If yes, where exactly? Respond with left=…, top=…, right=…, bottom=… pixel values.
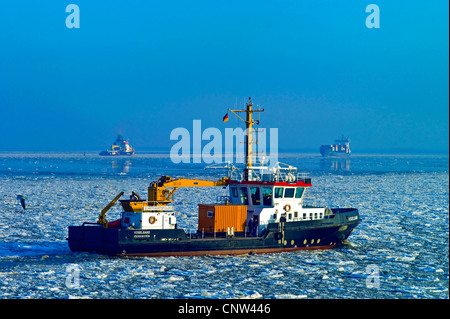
left=99, top=134, right=135, bottom=156
left=320, top=135, right=351, bottom=157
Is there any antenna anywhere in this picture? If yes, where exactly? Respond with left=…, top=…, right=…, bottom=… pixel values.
left=227, top=97, right=264, bottom=180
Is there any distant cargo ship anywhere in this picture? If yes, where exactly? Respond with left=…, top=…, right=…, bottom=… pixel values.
left=99, top=134, right=135, bottom=156
left=320, top=135, right=351, bottom=157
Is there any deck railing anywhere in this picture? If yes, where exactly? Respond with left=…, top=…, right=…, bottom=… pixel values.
left=246, top=163, right=310, bottom=183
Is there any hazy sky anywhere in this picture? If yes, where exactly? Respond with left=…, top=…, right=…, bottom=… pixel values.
left=0, top=1, right=448, bottom=153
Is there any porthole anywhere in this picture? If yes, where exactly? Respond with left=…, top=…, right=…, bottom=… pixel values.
left=303, top=239, right=307, bottom=245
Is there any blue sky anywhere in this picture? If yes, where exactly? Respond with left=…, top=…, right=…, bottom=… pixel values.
left=0, top=0, right=448, bottom=153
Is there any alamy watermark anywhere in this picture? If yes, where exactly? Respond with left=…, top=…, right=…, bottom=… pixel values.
left=365, top=4, right=380, bottom=29
left=64, top=4, right=378, bottom=30
left=65, top=4, right=80, bottom=28
left=65, top=263, right=81, bottom=289
left=365, top=264, right=380, bottom=289
left=169, top=120, right=279, bottom=166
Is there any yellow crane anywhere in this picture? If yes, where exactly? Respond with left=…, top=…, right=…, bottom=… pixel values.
left=97, top=191, right=124, bottom=227
left=96, top=176, right=230, bottom=225
left=147, top=175, right=230, bottom=205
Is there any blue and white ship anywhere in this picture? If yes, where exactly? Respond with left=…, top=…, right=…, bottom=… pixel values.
left=99, top=134, right=135, bottom=156
left=69, top=99, right=360, bottom=257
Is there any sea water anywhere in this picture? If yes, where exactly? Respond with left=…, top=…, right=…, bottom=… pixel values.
left=0, top=152, right=448, bottom=299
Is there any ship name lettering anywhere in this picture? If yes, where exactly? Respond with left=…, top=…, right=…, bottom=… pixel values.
left=133, top=230, right=151, bottom=238
left=134, top=231, right=150, bottom=235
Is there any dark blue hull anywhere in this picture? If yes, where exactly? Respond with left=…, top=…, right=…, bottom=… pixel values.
left=99, top=151, right=135, bottom=156
left=320, top=146, right=350, bottom=157
left=68, top=208, right=360, bottom=257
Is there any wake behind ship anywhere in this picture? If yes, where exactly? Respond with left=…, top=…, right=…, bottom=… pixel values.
left=69, top=98, right=360, bottom=257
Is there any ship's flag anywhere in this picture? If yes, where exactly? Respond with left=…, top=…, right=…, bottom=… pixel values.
left=223, top=113, right=229, bottom=122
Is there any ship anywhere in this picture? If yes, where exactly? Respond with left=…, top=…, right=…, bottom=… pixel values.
left=68, top=98, right=360, bottom=257
left=99, top=134, right=135, bottom=156
left=320, top=135, right=351, bottom=157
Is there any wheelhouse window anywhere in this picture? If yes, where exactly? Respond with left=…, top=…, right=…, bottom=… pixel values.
left=295, top=187, right=304, bottom=198
left=284, top=188, right=295, bottom=198
left=250, top=187, right=261, bottom=206
left=274, top=187, right=283, bottom=198
left=262, top=187, right=273, bottom=206
left=239, top=187, right=248, bottom=205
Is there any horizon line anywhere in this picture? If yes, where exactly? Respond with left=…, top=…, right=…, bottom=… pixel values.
left=0, top=148, right=448, bottom=156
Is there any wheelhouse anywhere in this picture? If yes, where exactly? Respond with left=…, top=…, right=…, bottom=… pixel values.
left=223, top=162, right=320, bottom=236
left=228, top=182, right=310, bottom=208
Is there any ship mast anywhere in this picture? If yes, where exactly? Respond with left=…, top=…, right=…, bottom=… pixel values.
left=228, top=97, right=264, bottom=180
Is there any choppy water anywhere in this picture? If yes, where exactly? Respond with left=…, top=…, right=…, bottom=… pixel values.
left=0, top=152, right=448, bottom=299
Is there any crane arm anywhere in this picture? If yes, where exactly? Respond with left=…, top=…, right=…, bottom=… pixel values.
left=163, top=178, right=229, bottom=188
left=148, top=176, right=229, bottom=204
left=97, top=191, right=124, bottom=227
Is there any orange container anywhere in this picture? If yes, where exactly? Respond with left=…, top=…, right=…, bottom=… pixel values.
left=198, top=204, right=247, bottom=233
